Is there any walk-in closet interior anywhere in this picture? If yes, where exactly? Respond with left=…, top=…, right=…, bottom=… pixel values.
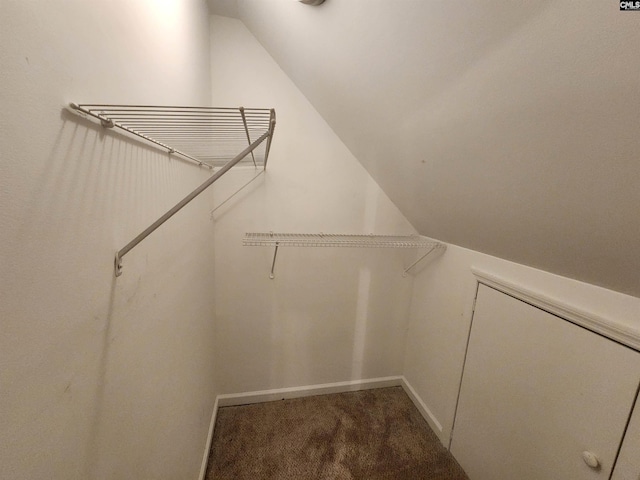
left=2, top=1, right=639, bottom=479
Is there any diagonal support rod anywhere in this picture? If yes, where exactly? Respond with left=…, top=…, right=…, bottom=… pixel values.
left=115, top=129, right=272, bottom=276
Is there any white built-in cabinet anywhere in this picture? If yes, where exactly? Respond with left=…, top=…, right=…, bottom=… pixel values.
left=451, top=283, right=640, bottom=480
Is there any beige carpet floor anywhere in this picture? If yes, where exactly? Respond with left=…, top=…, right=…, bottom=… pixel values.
left=205, top=386, right=469, bottom=479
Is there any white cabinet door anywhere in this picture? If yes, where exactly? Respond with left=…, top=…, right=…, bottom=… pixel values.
left=611, top=395, right=640, bottom=480
left=451, top=284, right=640, bottom=480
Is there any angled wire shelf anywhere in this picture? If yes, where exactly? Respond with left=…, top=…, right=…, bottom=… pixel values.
left=243, top=233, right=442, bottom=248
left=69, top=103, right=274, bottom=169
left=68, top=103, right=276, bottom=276
left=243, top=232, right=446, bottom=278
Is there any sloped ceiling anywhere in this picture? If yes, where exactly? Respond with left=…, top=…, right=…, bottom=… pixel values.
left=210, top=0, right=640, bottom=298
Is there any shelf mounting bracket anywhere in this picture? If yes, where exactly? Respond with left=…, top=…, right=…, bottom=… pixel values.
left=270, top=242, right=280, bottom=279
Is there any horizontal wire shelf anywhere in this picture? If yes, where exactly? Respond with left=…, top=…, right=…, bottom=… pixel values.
left=243, top=233, right=444, bottom=248
left=70, top=104, right=274, bottom=168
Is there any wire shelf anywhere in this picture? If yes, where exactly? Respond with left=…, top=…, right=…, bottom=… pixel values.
left=69, top=102, right=276, bottom=276
left=69, top=104, right=274, bottom=168
left=243, top=232, right=443, bottom=249
left=244, top=233, right=446, bottom=279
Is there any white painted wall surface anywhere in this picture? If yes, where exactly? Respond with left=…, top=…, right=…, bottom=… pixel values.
left=230, top=0, right=640, bottom=298
left=0, top=1, right=217, bottom=478
left=209, top=16, right=417, bottom=394
left=403, top=243, right=640, bottom=446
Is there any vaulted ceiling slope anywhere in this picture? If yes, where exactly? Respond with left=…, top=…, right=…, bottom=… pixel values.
left=210, top=0, right=640, bottom=298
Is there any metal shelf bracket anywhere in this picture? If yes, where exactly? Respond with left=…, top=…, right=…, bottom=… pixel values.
left=270, top=242, right=280, bottom=279
left=402, top=244, right=446, bottom=277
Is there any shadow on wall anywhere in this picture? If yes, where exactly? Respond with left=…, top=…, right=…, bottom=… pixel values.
left=351, top=265, right=371, bottom=381
left=244, top=247, right=412, bottom=390
left=395, top=0, right=556, bottom=118
left=209, top=168, right=267, bottom=224
left=4, top=105, right=216, bottom=477
left=265, top=248, right=369, bottom=387
left=84, top=274, right=117, bottom=476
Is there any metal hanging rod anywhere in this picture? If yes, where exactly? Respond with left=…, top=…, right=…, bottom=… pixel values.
left=68, top=103, right=274, bottom=168
left=243, top=232, right=446, bottom=278
left=210, top=170, right=265, bottom=216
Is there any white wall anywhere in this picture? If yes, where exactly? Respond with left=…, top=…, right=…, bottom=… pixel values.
left=0, top=1, right=217, bottom=478
left=214, top=4, right=640, bottom=463
left=404, top=243, right=640, bottom=446
left=5, top=3, right=636, bottom=477
left=209, top=15, right=417, bottom=394
left=232, top=0, right=640, bottom=298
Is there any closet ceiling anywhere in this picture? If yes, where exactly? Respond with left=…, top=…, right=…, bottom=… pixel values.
left=209, top=0, right=640, bottom=298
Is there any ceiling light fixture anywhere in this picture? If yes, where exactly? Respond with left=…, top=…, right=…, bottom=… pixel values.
left=299, top=0, right=325, bottom=5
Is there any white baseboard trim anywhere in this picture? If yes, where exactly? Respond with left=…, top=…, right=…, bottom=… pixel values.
left=198, top=396, right=219, bottom=480
left=400, top=376, right=446, bottom=443
left=216, top=376, right=404, bottom=407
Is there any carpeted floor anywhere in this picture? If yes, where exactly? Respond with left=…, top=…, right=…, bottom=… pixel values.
left=205, top=386, right=469, bottom=479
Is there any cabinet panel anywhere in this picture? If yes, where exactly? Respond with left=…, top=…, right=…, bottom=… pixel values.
left=451, top=284, right=640, bottom=480
left=611, top=392, right=640, bottom=480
